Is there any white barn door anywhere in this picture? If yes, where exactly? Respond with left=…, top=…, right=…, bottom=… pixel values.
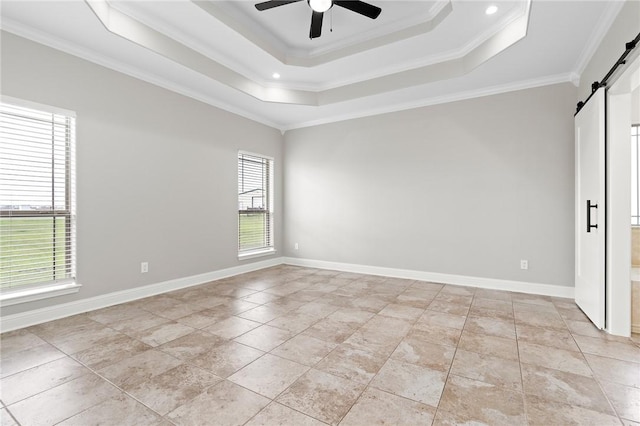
left=575, top=89, right=606, bottom=329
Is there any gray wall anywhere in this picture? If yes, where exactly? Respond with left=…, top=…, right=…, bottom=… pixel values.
left=1, top=32, right=283, bottom=316
left=579, top=0, right=640, bottom=103
left=284, top=83, right=577, bottom=287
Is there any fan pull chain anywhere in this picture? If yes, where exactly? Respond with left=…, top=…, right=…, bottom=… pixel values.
left=330, top=8, right=333, bottom=32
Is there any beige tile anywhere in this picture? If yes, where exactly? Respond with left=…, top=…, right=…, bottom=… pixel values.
left=166, top=380, right=269, bottom=426
left=242, top=291, right=282, bottom=304
left=326, top=308, right=375, bottom=326
left=378, top=303, right=424, bottom=321
left=469, top=305, right=515, bottom=321
left=391, top=337, right=455, bottom=371
left=473, top=288, right=513, bottom=301
left=511, top=293, right=554, bottom=307
left=128, top=321, right=195, bottom=347
left=410, top=281, right=444, bottom=292
left=427, top=300, right=470, bottom=316
left=267, top=312, right=320, bottom=333
left=440, top=285, right=476, bottom=296
left=415, top=310, right=466, bottom=330
left=237, top=304, right=289, bottom=323
left=0, top=329, right=46, bottom=356
left=519, top=341, right=592, bottom=376
left=521, top=364, right=615, bottom=415
left=0, top=342, right=66, bottom=378
left=437, top=375, right=525, bottom=425
left=295, top=301, right=340, bottom=318
left=395, top=288, right=437, bottom=308
left=347, top=295, right=389, bottom=313
left=271, top=334, right=337, bottom=366
left=340, top=387, right=435, bottom=426
left=86, top=304, right=147, bottom=324
left=26, top=314, right=96, bottom=341
left=458, top=330, right=519, bottom=360
left=434, top=293, right=473, bottom=306
left=408, top=324, right=462, bottom=347
left=514, top=309, right=567, bottom=330
left=97, top=349, right=182, bottom=390
left=44, top=322, right=123, bottom=354
left=524, top=394, right=621, bottom=426
left=557, top=307, right=591, bottom=322
left=566, top=319, right=612, bottom=338
left=126, top=364, right=221, bottom=415
left=302, top=318, right=357, bottom=344
left=472, top=297, right=513, bottom=312
left=228, top=354, right=309, bottom=398
left=72, top=333, right=151, bottom=369
left=156, top=330, right=225, bottom=361
left=600, top=380, right=640, bottom=422
left=450, top=350, right=522, bottom=391
left=190, top=341, right=264, bottom=378
left=174, top=307, right=236, bottom=329
left=516, top=323, right=580, bottom=352
left=57, top=392, right=164, bottom=426
left=0, top=409, right=18, bottom=426
left=139, top=296, right=205, bottom=320
left=315, top=343, right=387, bottom=385
left=370, top=358, right=447, bottom=406
left=276, top=369, right=365, bottom=425
left=108, top=310, right=171, bottom=333
left=463, top=315, right=516, bottom=339
left=0, top=357, right=89, bottom=405
left=234, top=325, right=294, bottom=352
left=244, top=402, right=325, bottom=426
left=8, top=373, right=120, bottom=426
left=203, top=316, right=262, bottom=339
left=585, top=353, right=640, bottom=388
left=573, top=335, right=640, bottom=363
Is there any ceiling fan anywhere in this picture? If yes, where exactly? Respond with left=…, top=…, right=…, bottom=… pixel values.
left=255, top=0, right=382, bottom=39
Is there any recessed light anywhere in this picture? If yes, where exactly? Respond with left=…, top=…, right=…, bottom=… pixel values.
left=272, top=73, right=281, bottom=79
left=485, top=5, right=498, bottom=15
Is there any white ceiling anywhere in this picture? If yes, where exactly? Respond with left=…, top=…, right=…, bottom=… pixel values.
left=0, top=0, right=623, bottom=130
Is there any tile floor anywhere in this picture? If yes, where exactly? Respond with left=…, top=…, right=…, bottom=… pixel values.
left=1, top=265, right=639, bottom=425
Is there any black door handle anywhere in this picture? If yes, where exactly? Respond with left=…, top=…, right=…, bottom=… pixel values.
left=587, top=200, right=598, bottom=233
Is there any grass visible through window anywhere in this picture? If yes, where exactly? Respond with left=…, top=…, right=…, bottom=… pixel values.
left=0, top=217, right=69, bottom=289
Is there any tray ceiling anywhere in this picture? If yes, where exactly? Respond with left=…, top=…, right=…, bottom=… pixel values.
left=0, top=0, right=623, bottom=130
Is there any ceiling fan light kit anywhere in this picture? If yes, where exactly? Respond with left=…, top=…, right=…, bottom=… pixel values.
left=254, top=0, right=382, bottom=39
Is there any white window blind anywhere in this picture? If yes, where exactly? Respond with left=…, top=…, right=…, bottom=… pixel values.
left=238, top=152, right=273, bottom=255
left=0, top=100, right=76, bottom=291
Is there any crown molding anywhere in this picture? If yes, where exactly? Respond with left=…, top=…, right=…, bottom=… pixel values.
left=0, top=20, right=283, bottom=130
left=572, top=0, right=625, bottom=77
left=282, top=72, right=576, bottom=131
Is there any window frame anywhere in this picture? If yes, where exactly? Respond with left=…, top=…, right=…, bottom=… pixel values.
left=237, top=150, right=275, bottom=260
left=0, top=96, right=80, bottom=306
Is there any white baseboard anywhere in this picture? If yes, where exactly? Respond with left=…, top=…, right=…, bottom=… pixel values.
left=283, top=257, right=575, bottom=299
left=0, top=257, right=285, bottom=333
left=1, top=255, right=575, bottom=333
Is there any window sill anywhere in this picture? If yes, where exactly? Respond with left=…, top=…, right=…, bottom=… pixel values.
left=238, top=248, right=277, bottom=261
left=0, top=282, right=82, bottom=307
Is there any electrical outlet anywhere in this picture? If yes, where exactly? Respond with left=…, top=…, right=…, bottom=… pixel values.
left=294, top=243, right=299, bottom=250
left=141, top=262, right=149, bottom=273
left=520, top=260, right=528, bottom=270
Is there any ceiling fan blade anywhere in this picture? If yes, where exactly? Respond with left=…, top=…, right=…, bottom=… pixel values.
left=334, top=1, right=381, bottom=19
left=255, top=0, right=303, bottom=11
left=309, top=11, right=323, bottom=39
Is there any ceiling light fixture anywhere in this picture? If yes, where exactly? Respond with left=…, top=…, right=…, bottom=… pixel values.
left=272, top=72, right=281, bottom=79
left=309, top=0, right=332, bottom=13
left=485, top=5, right=498, bottom=15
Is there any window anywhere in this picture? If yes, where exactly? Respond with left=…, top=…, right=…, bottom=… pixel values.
left=0, top=98, right=77, bottom=300
left=238, top=152, right=274, bottom=257
left=632, top=124, right=640, bottom=225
